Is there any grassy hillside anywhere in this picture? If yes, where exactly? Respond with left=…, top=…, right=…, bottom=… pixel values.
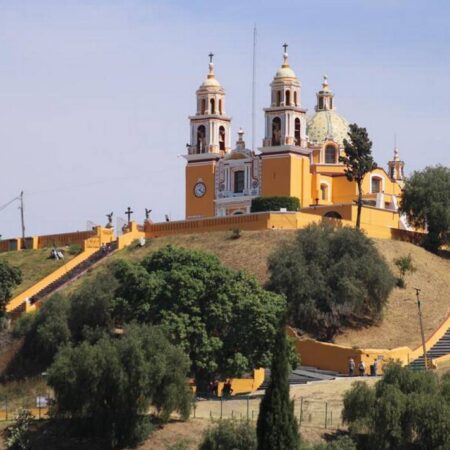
left=9, top=230, right=450, bottom=350
left=0, top=248, right=75, bottom=297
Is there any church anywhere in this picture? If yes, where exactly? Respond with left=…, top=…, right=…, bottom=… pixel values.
left=184, top=46, right=405, bottom=220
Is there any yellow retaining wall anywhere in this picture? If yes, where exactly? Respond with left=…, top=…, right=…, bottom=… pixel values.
left=7, top=248, right=98, bottom=313
left=217, top=368, right=266, bottom=396
left=117, top=222, right=146, bottom=250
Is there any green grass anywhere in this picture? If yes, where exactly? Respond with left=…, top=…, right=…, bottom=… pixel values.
left=0, top=249, right=75, bottom=297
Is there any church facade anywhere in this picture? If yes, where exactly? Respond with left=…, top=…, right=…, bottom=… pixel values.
left=184, top=48, right=405, bottom=220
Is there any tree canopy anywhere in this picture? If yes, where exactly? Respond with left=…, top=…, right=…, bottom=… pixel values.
left=267, top=223, right=395, bottom=340
left=339, top=123, right=377, bottom=229
left=111, top=246, right=287, bottom=384
left=399, top=165, right=450, bottom=252
left=343, top=363, right=450, bottom=449
left=47, top=324, right=192, bottom=448
left=0, top=260, right=22, bottom=317
left=250, top=196, right=300, bottom=213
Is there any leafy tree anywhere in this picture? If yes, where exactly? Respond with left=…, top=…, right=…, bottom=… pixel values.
left=312, top=436, right=357, bottom=450
left=400, top=165, right=450, bottom=252
left=339, top=123, right=377, bottom=229
left=111, top=246, right=287, bottom=385
left=0, top=260, right=22, bottom=317
left=393, top=254, right=416, bottom=288
left=199, top=419, right=257, bottom=450
left=251, top=196, right=300, bottom=213
left=343, top=362, right=450, bottom=449
left=268, top=223, right=395, bottom=340
left=47, top=324, right=192, bottom=448
left=257, top=327, right=300, bottom=450
left=6, top=408, right=33, bottom=450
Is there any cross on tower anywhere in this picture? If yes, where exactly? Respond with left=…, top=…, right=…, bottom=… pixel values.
left=125, top=206, right=134, bottom=224
left=283, top=43, right=288, bottom=53
left=208, top=52, right=214, bottom=63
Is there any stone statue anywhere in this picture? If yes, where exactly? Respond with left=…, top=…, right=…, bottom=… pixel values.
left=106, top=212, right=113, bottom=228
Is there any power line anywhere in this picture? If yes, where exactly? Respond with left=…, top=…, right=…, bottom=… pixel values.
left=0, top=196, right=20, bottom=214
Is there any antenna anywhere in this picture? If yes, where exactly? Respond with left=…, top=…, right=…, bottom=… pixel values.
left=19, top=191, right=26, bottom=248
left=252, top=25, right=257, bottom=153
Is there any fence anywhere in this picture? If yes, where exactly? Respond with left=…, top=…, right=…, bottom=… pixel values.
left=0, top=395, right=51, bottom=421
left=192, top=395, right=344, bottom=430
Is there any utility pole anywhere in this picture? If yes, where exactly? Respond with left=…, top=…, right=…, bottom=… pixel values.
left=19, top=191, right=26, bottom=249
left=415, top=288, right=428, bottom=370
left=251, top=25, right=257, bottom=153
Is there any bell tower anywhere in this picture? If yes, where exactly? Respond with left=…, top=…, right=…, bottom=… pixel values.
left=185, top=54, right=231, bottom=219
left=259, top=44, right=312, bottom=208
left=388, top=145, right=405, bottom=188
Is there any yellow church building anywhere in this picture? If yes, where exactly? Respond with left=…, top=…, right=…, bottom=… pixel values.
left=184, top=46, right=406, bottom=224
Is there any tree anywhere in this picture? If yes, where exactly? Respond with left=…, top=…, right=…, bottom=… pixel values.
left=400, top=165, right=450, bottom=252
left=343, top=362, right=450, bottom=449
left=111, top=246, right=287, bottom=385
left=268, top=223, right=395, bottom=340
left=0, top=260, right=22, bottom=317
left=199, top=419, right=256, bottom=450
left=393, top=254, right=416, bottom=288
left=251, top=196, right=300, bottom=213
left=339, top=123, right=377, bottom=229
left=47, top=324, right=192, bottom=448
left=257, top=327, right=300, bottom=450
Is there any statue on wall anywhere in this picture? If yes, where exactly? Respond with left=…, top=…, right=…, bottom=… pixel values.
left=145, top=208, right=153, bottom=223
left=105, top=212, right=114, bottom=228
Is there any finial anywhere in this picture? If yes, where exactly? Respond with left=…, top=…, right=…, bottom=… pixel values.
left=208, top=52, right=215, bottom=78
left=282, top=43, right=289, bottom=67
left=208, top=52, right=214, bottom=63
left=393, top=133, right=400, bottom=160
left=283, top=43, right=288, bottom=53
left=238, top=128, right=244, bottom=140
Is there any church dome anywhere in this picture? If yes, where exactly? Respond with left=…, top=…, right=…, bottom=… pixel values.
left=307, top=110, right=349, bottom=145
left=274, top=65, right=297, bottom=80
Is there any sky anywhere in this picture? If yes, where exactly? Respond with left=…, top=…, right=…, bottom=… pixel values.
left=1, top=0, right=449, bottom=238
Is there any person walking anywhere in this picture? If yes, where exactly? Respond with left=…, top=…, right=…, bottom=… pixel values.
left=348, top=357, right=355, bottom=376
left=359, top=360, right=366, bottom=376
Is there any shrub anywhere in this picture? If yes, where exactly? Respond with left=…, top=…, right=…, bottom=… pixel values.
left=251, top=196, right=300, bottom=213
left=67, top=244, right=83, bottom=255
left=12, top=313, right=36, bottom=338
left=268, top=223, right=395, bottom=340
left=0, top=261, right=22, bottom=317
left=199, top=419, right=257, bottom=450
left=393, top=254, right=416, bottom=288
left=6, top=408, right=33, bottom=450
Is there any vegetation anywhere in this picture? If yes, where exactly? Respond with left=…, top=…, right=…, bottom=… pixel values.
left=0, top=260, right=22, bottom=317
left=400, top=165, right=450, bottom=252
left=6, top=408, right=33, bottom=450
left=47, top=324, right=192, bottom=448
left=257, top=327, right=300, bottom=450
left=339, top=124, right=377, bottom=229
left=251, top=196, right=300, bottom=213
left=67, top=244, right=83, bottom=255
left=199, top=419, right=257, bottom=450
left=268, top=223, right=395, bottom=340
left=393, top=254, right=416, bottom=288
left=111, top=246, right=287, bottom=385
left=343, top=363, right=450, bottom=449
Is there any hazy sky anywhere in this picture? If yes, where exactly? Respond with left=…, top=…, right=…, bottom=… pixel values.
left=1, top=0, right=449, bottom=239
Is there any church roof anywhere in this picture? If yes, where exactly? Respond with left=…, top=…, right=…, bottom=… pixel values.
left=307, top=110, right=349, bottom=146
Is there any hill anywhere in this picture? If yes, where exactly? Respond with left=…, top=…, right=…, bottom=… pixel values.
left=7, top=230, right=450, bottom=350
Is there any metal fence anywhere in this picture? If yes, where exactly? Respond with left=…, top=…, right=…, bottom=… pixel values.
left=192, top=396, right=344, bottom=430
left=0, top=395, right=51, bottom=421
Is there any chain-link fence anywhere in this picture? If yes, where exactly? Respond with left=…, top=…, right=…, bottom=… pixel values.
left=0, top=395, right=51, bottom=421
left=192, top=395, right=344, bottom=430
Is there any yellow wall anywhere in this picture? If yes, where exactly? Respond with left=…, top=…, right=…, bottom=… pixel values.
left=217, top=368, right=265, bottom=396
left=186, top=161, right=216, bottom=218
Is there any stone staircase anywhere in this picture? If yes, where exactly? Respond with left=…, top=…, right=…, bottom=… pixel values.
left=409, top=328, right=450, bottom=370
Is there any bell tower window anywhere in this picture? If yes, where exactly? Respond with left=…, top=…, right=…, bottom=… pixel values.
left=272, top=117, right=281, bottom=146
left=210, top=98, right=215, bottom=114
left=234, top=170, right=245, bottom=193
left=277, top=91, right=281, bottom=106
left=286, top=90, right=291, bottom=106
left=219, top=99, right=222, bottom=115
left=294, top=118, right=301, bottom=146
left=294, top=91, right=298, bottom=106
left=201, top=99, right=206, bottom=115
left=197, top=125, right=206, bottom=153
left=219, top=126, right=226, bottom=151
left=325, top=145, right=337, bottom=164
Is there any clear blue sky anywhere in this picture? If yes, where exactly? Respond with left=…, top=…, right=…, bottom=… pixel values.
left=1, top=0, right=449, bottom=238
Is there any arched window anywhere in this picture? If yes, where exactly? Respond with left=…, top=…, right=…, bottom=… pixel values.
left=325, top=145, right=337, bottom=164
left=294, top=91, right=298, bottom=106
left=272, top=117, right=281, bottom=146
left=319, top=97, right=324, bottom=110
left=201, top=99, right=206, bottom=115
left=234, top=170, right=245, bottom=193
left=320, top=183, right=329, bottom=201
left=277, top=91, right=281, bottom=106
left=371, top=176, right=382, bottom=193
left=294, top=118, right=301, bottom=146
left=197, top=125, right=206, bottom=153
left=219, top=99, right=222, bottom=115
left=324, top=211, right=342, bottom=219
left=210, top=98, right=215, bottom=114
left=329, top=98, right=333, bottom=109
left=286, top=90, right=291, bottom=106
left=219, top=126, right=226, bottom=151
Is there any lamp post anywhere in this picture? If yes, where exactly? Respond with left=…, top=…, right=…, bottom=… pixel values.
left=415, top=288, right=428, bottom=370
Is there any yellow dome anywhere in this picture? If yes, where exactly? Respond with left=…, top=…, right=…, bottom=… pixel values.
left=274, top=65, right=297, bottom=80
left=200, top=62, right=222, bottom=89
left=307, top=110, right=349, bottom=145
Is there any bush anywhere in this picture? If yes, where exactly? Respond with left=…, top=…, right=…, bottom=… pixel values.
left=0, top=261, right=22, bottom=317
left=47, top=324, right=192, bottom=448
left=343, top=363, right=450, bottom=449
left=199, top=419, right=256, bottom=450
left=251, top=196, right=300, bottom=213
left=268, top=223, right=395, bottom=340
left=12, top=313, right=36, bottom=338
left=67, top=244, right=83, bottom=255
left=393, top=254, right=416, bottom=288
left=6, top=408, right=33, bottom=450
